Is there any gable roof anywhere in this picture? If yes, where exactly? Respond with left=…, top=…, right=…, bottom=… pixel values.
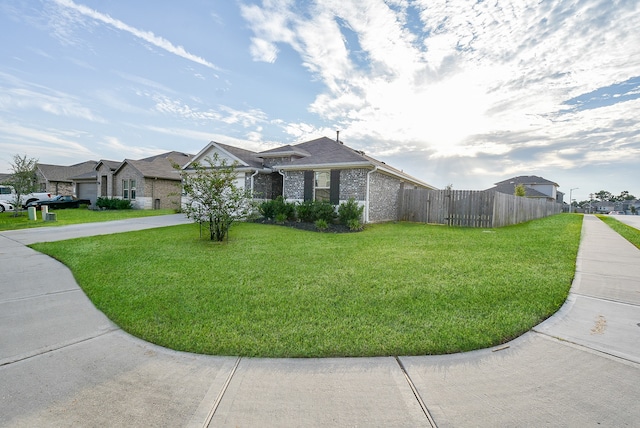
left=115, top=152, right=193, bottom=180
left=488, top=182, right=551, bottom=198
left=494, top=175, right=559, bottom=187
left=96, top=159, right=122, bottom=171
left=270, top=137, right=434, bottom=188
left=185, top=141, right=264, bottom=170
left=271, top=137, right=370, bottom=168
left=258, top=144, right=311, bottom=158
left=38, top=161, right=98, bottom=183
left=487, top=175, right=560, bottom=198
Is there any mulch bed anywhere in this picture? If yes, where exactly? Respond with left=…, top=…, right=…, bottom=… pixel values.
left=252, top=218, right=358, bottom=233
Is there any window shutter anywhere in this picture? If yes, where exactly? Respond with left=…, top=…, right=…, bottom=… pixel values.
left=303, top=170, right=313, bottom=201
left=330, top=169, right=341, bottom=205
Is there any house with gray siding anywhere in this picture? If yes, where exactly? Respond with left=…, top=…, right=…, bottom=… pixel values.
left=186, top=137, right=437, bottom=223
left=488, top=176, right=562, bottom=203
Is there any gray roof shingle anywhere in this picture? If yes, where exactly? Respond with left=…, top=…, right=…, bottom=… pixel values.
left=38, top=161, right=97, bottom=182
left=494, top=175, right=559, bottom=186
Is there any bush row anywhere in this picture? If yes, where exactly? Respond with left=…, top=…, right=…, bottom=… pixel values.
left=96, top=197, right=132, bottom=210
left=258, top=196, right=364, bottom=229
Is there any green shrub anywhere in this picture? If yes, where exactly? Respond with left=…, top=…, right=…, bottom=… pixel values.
left=338, top=198, right=364, bottom=225
left=258, top=196, right=295, bottom=220
left=293, top=200, right=336, bottom=223
left=295, top=200, right=316, bottom=222
left=275, top=212, right=287, bottom=223
left=347, top=218, right=363, bottom=231
left=314, top=219, right=328, bottom=230
left=313, top=201, right=337, bottom=223
left=96, top=197, right=132, bottom=210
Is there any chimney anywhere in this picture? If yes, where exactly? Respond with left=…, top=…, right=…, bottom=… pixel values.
left=336, top=130, right=340, bottom=142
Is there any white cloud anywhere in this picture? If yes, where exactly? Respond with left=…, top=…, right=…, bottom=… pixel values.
left=0, top=119, right=96, bottom=169
left=0, top=73, right=104, bottom=122
left=97, top=136, right=165, bottom=160
left=249, top=37, right=279, bottom=63
left=241, top=0, right=640, bottom=173
left=52, top=0, right=221, bottom=72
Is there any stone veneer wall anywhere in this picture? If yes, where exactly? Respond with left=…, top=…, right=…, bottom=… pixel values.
left=249, top=172, right=273, bottom=199
left=339, top=169, right=367, bottom=201
left=283, top=170, right=305, bottom=200
left=368, top=171, right=402, bottom=222
left=282, top=169, right=369, bottom=202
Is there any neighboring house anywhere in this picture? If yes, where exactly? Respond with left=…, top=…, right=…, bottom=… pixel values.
left=591, top=199, right=640, bottom=214
left=113, top=152, right=193, bottom=210
left=185, top=136, right=437, bottom=222
left=628, top=200, right=640, bottom=215
left=488, top=176, right=561, bottom=203
left=36, top=161, right=98, bottom=204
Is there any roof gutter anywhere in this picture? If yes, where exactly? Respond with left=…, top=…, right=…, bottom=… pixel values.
left=274, top=161, right=371, bottom=170
left=250, top=169, right=260, bottom=197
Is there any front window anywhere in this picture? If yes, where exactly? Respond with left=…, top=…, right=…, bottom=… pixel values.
left=130, top=180, right=136, bottom=200
left=314, top=171, right=330, bottom=201
left=123, top=179, right=136, bottom=200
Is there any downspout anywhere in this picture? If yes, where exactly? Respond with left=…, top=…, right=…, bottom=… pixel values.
left=278, top=169, right=286, bottom=198
left=365, top=166, right=378, bottom=223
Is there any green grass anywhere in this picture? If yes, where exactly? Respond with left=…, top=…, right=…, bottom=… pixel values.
left=31, top=213, right=583, bottom=358
left=0, top=208, right=176, bottom=231
left=596, top=215, right=640, bottom=249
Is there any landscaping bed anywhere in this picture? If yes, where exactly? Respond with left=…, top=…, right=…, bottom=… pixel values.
left=253, top=217, right=355, bottom=233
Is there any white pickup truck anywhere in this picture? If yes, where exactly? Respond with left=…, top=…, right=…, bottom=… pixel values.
left=0, top=185, right=52, bottom=208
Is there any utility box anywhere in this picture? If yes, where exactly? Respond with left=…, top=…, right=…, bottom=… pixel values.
left=41, top=205, right=48, bottom=216
left=28, top=206, right=37, bottom=220
left=45, top=212, right=57, bottom=222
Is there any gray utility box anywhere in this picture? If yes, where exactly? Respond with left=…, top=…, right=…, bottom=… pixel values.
left=45, top=212, right=57, bottom=222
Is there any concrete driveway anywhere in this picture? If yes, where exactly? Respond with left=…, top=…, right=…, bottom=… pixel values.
left=1, top=214, right=639, bottom=427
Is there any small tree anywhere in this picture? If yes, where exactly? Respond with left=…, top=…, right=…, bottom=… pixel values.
left=174, top=153, right=252, bottom=241
left=7, top=154, right=38, bottom=215
left=514, top=183, right=526, bottom=197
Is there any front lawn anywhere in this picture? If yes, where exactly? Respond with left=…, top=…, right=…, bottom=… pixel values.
left=31, top=214, right=583, bottom=357
left=0, top=208, right=176, bottom=231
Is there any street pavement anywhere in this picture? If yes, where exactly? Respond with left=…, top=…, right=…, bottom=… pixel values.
left=1, top=214, right=639, bottom=427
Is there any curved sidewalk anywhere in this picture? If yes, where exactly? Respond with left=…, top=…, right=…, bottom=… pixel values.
left=1, top=214, right=639, bottom=427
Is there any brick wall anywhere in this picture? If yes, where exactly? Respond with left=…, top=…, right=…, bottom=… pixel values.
left=140, top=178, right=182, bottom=209
left=96, top=164, right=114, bottom=198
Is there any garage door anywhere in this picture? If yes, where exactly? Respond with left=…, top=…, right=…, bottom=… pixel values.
left=77, top=183, right=97, bottom=206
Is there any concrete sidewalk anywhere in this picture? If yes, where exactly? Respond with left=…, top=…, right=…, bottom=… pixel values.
left=1, top=214, right=639, bottom=427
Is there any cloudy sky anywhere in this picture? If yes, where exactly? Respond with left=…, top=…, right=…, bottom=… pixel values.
left=1, top=0, right=639, bottom=202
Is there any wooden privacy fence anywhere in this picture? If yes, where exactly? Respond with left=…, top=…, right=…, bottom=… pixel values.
left=398, top=189, right=563, bottom=228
